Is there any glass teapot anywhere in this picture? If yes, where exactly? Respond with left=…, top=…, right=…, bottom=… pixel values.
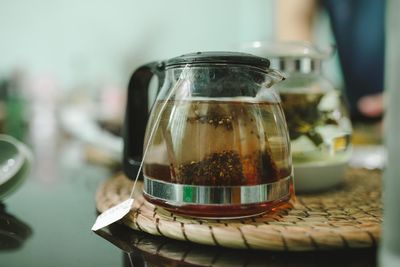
left=123, top=52, right=293, bottom=218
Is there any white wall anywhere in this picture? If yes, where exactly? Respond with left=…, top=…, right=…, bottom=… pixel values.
left=0, top=0, right=274, bottom=90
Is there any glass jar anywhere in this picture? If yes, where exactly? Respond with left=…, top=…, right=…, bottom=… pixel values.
left=123, top=52, right=293, bottom=218
left=241, top=42, right=352, bottom=192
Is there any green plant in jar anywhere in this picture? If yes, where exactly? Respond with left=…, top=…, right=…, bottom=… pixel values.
left=276, top=71, right=351, bottom=167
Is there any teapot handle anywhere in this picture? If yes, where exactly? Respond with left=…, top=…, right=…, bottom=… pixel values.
left=123, top=61, right=165, bottom=180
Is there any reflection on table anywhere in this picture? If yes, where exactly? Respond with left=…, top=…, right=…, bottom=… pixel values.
left=0, top=203, right=32, bottom=251
left=96, top=223, right=376, bottom=267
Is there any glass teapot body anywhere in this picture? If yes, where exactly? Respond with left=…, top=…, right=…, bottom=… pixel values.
left=124, top=52, right=293, bottom=218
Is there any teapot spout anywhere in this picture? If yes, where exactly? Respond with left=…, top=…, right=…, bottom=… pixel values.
left=264, top=69, right=286, bottom=88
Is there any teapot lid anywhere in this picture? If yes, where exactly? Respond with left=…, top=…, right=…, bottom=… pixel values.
left=240, top=41, right=333, bottom=60
left=165, top=51, right=270, bottom=69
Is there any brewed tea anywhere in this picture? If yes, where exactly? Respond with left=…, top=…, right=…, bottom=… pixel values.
left=142, top=98, right=292, bottom=217
left=144, top=99, right=291, bottom=187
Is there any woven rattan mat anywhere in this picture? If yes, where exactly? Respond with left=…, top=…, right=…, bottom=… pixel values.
left=96, top=168, right=382, bottom=251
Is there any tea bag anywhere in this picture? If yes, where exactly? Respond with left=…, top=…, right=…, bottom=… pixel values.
left=91, top=65, right=191, bottom=231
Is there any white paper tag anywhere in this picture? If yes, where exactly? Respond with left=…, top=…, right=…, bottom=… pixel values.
left=91, top=198, right=134, bottom=231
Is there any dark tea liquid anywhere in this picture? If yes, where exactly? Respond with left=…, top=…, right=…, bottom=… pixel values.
left=143, top=98, right=292, bottom=217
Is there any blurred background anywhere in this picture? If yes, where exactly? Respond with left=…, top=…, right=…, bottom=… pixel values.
left=0, top=0, right=346, bottom=142
left=0, top=0, right=385, bottom=180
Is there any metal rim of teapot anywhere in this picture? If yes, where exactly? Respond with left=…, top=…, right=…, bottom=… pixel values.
left=270, top=58, right=322, bottom=74
left=143, top=175, right=292, bottom=205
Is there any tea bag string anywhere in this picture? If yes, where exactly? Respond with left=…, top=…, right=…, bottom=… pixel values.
left=129, top=64, right=190, bottom=199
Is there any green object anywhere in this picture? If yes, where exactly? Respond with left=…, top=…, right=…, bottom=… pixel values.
left=0, top=77, right=27, bottom=141
left=183, top=186, right=194, bottom=202
left=4, top=90, right=26, bottom=141
left=5, top=97, right=25, bottom=140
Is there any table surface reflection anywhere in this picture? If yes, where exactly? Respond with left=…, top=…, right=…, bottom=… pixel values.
left=0, top=137, right=123, bottom=267
left=98, top=223, right=377, bottom=267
